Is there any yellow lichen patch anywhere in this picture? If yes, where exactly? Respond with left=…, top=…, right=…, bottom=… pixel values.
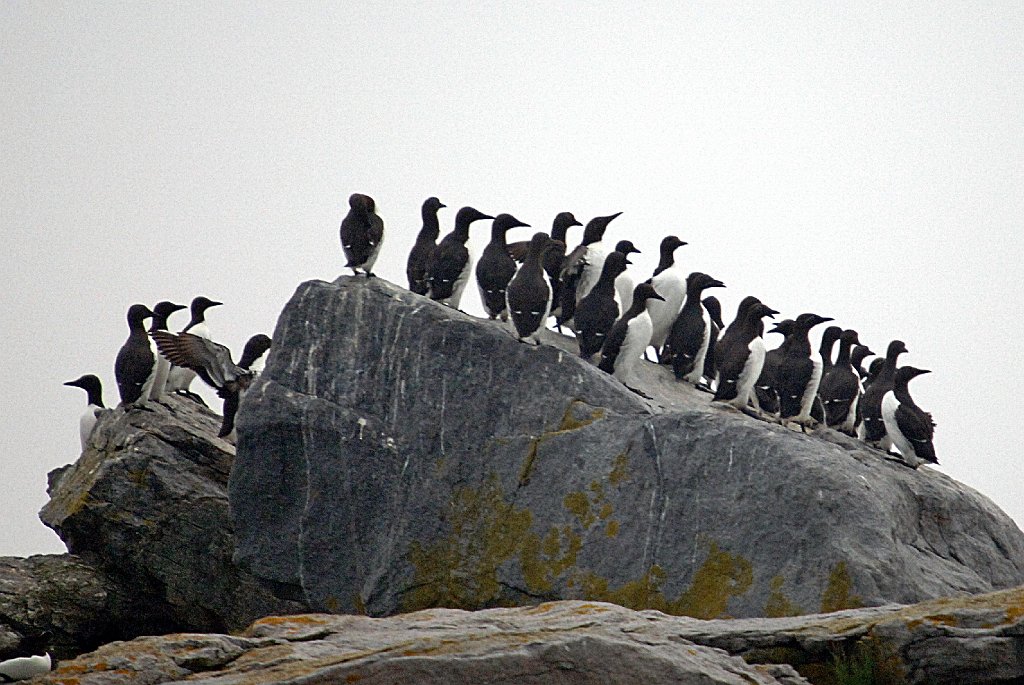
left=520, top=401, right=606, bottom=486
left=405, top=476, right=534, bottom=611
left=820, top=561, right=864, bottom=613
left=557, top=401, right=605, bottom=431
left=324, top=595, right=340, bottom=613
left=672, top=542, right=753, bottom=619
left=608, top=452, right=630, bottom=486
left=519, top=438, right=541, bottom=486
left=353, top=594, right=367, bottom=615
left=345, top=674, right=363, bottom=683
left=1006, top=597, right=1024, bottom=624
left=598, top=502, right=613, bottom=520
left=520, top=525, right=581, bottom=593
left=577, top=566, right=669, bottom=612
left=605, top=520, right=620, bottom=538
left=563, top=492, right=594, bottom=528
left=764, top=575, right=804, bottom=618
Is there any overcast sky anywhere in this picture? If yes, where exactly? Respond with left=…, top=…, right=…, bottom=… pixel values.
left=3, top=3, right=1022, bottom=557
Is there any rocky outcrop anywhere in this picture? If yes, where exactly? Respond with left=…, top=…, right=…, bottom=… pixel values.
left=38, top=396, right=305, bottom=641
left=37, top=588, right=1024, bottom=685
left=232, top=276, right=1024, bottom=619
left=0, top=554, right=156, bottom=661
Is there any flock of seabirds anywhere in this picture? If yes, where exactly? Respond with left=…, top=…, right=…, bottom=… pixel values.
left=63, top=192, right=936, bottom=480
left=21, top=192, right=939, bottom=681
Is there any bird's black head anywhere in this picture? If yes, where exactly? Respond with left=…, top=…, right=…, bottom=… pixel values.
left=582, top=212, right=623, bottom=243
left=768, top=319, right=796, bottom=336
left=603, top=251, right=630, bottom=278
left=455, top=206, right=494, bottom=226
left=735, top=295, right=762, bottom=319
left=633, top=282, right=665, bottom=303
left=821, top=325, right=843, bottom=346
left=553, top=211, right=583, bottom=230
left=756, top=303, right=779, bottom=320
left=153, top=301, right=187, bottom=319
left=424, top=196, right=445, bottom=211
left=126, top=303, right=154, bottom=326
left=240, top=334, right=273, bottom=369
left=528, top=231, right=554, bottom=256
left=795, top=313, right=834, bottom=330
left=702, top=295, right=725, bottom=328
left=886, top=339, right=909, bottom=359
left=192, top=296, right=223, bottom=314
left=614, top=240, right=641, bottom=256
left=660, top=235, right=688, bottom=254
left=493, top=213, right=531, bottom=232
left=852, top=343, right=874, bottom=361
left=688, top=272, right=724, bottom=293
left=867, top=356, right=886, bottom=378
left=349, top=193, right=375, bottom=213
left=895, top=365, right=931, bottom=386
left=839, top=328, right=860, bottom=346
left=64, top=374, right=101, bottom=394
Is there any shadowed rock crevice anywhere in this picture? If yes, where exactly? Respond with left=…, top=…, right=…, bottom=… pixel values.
left=232, top=276, right=1024, bottom=618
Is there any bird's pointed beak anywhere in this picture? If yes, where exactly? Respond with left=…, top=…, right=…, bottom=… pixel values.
left=209, top=301, right=223, bottom=307
left=63, top=380, right=77, bottom=387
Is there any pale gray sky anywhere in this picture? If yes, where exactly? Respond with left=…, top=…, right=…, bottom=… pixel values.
left=3, top=3, right=1022, bottom=557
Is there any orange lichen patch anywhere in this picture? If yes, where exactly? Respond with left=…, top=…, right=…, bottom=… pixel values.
left=253, top=614, right=333, bottom=627
left=572, top=603, right=612, bottom=615
left=525, top=602, right=558, bottom=614
left=345, top=675, right=363, bottom=683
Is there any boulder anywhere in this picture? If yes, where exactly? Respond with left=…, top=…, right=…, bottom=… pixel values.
left=233, top=276, right=1024, bottom=618
left=36, top=588, right=1024, bottom=685
left=39, top=396, right=305, bottom=636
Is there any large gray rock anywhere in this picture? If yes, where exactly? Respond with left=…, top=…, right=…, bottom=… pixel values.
left=40, top=396, right=305, bottom=635
left=233, top=276, right=1024, bottom=618
left=35, top=589, right=1024, bottom=685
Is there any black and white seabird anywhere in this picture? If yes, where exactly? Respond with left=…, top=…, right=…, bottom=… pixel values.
left=664, top=272, right=725, bottom=386
left=152, top=331, right=255, bottom=439
left=559, top=212, right=623, bottom=325
left=339, top=192, right=385, bottom=277
left=611, top=239, right=642, bottom=310
left=507, top=212, right=582, bottom=327
left=574, top=251, right=630, bottom=360
left=775, top=313, right=834, bottom=430
left=860, top=339, right=909, bottom=449
left=476, top=213, right=531, bottom=321
left=427, top=206, right=493, bottom=309
left=239, top=333, right=272, bottom=376
left=506, top=232, right=555, bottom=345
left=701, top=295, right=725, bottom=386
left=818, top=328, right=863, bottom=436
left=882, top=366, right=937, bottom=468
left=64, top=374, right=105, bottom=451
left=146, top=300, right=187, bottom=401
left=114, top=303, right=155, bottom=405
left=406, top=196, right=446, bottom=295
left=713, top=297, right=778, bottom=412
left=646, top=236, right=688, bottom=357
left=0, top=653, right=51, bottom=681
left=598, top=282, right=665, bottom=393
left=753, top=319, right=794, bottom=415
left=542, top=212, right=582, bottom=321
left=165, top=296, right=222, bottom=399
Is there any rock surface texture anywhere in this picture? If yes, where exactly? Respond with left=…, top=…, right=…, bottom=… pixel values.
left=233, top=276, right=1024, bottom=619
left=0, top=554, right=147, bottom=661
left=37, top=590, right=1024, bottom=685
left=39, top=396, right=305, bottom=640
